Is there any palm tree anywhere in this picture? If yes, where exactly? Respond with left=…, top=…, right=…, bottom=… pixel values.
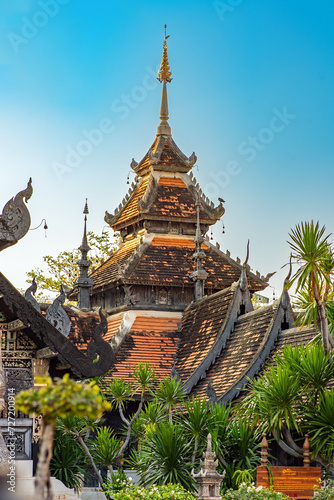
left=287, top=221, right=334, bottom=356
left=154, top=377, right=186, bottom=423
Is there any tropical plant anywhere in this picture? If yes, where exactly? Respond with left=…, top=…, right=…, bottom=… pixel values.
left=55, top=412, right=105, bottom=488
left=153, top=376, right=186, bottom=423
left=287, top=221, right=334, bottom=355
left=183, top=397, right=213, bottom=462
left=107, top=363, right=156, bottom=463
left=50, top=430, right=87, bottom=492
left=88, top=426, right=122, bottom=476
left=112, top=483, right=196, bottom=500
left=235, top=344, right=334, bottom=473
left=16, top=374, right=111, bottom=500
left=130, top=422, right=196, bottom=492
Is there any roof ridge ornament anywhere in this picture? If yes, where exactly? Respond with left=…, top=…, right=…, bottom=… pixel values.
left=45, top=285, right=71, bottom=337
left=0, top=178, right=33, bottom=252
left=281, top=253, right=292, bottom=310
left=239, top=240, right=250, bottom=292
left=25, top=278, right=41, bottom=313
left=157, top=25, right=172, bottom=137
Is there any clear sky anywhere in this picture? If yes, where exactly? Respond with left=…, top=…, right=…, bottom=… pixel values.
left=0, top=0, right=333, bottom=300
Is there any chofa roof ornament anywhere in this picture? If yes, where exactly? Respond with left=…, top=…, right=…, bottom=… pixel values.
left=0, top=178, right=33, bottom=252
left=239, top=240, right=250, bottom=292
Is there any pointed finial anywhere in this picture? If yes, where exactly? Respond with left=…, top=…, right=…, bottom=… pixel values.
left=284, top=253, right=293, bottom=288
left=157, top=25, right=172, bottom=137
left=243, top=239, right=250, bottom=267
left=158, top=25, right=172, bottom=82
left=239, top=240, right=250, bottom=292
left=83, top=198, right=89, bottom=215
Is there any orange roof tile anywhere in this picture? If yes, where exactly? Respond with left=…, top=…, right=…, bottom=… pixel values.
left=102, top=315, right=180, bottom=385
left=104, top=316, right=124, bottom=343
left=158, top=177, right=187, bottom=187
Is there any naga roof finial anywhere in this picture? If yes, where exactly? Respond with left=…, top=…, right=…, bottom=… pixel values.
left=157, top=25, right=172, bottom=137
left=239, top=240, right=250, bottom=292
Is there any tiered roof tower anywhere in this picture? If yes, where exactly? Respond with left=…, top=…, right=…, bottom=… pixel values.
left=89, top=28, right=268, bottom=315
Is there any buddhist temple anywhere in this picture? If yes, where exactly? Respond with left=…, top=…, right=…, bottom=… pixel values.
left=0, top=28, right=320, bottom=473
left=67, top=27, right=318, bottom=401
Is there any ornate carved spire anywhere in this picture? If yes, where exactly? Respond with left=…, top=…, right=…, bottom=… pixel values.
left=189, top=196, right=208, bottom=301
left=77, top=199, right=94, bottom=310
left=157, top=25, right=172, bottom=137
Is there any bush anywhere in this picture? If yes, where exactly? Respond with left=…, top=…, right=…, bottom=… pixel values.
left=112, top=483, right=196, bottom=499
left=103, top=468, right=132, bottom=493
left=315, top=480, right=334, bottom=499
left=222, top=483, right=288, bottom=499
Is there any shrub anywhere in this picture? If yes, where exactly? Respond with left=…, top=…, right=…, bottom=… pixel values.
left=112, top=483, right=196, bottom=499
left=315, top=480, right=334, bottom=500
left=222, top=483, right=288, bottom=499
left=103, top=468, right=132, bottom=493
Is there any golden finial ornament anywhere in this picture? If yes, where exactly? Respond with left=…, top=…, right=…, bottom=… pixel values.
left=157, top=25, right=172, bottom=136
left=158, top=24, right=172, bottom=82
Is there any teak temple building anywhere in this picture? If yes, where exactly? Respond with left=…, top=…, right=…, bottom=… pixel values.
left=0, top=32, right=318, bottom=468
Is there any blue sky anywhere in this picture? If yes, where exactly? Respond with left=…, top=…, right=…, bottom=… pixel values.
left=0, top=0, right=333, bottom=300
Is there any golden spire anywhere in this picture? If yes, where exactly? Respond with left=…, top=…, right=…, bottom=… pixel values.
left=158, top=25, right=172, bottom=82
left=157, top=25, right=172, bottom=136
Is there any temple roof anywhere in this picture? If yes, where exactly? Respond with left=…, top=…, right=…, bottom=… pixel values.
left=174, top=287, right=237, bottom=383
left=105, top=170, right=224, bottom=232
left=71, top=311, right=182, bottom=388
left=90, top=234, right=268, bottom=294
left=0, top=272, right=116, bottom=378
left=191, top=304, right=278, bottom=401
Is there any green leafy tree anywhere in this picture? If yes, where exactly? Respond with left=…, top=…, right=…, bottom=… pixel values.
left=26, top=230, right=120, bottom=302
left=16, top=374, right=111, bottom=500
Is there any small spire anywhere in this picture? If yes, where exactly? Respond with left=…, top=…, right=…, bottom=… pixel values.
left=157, top=25, right=172, bottom=137
left=77, top=199, right=94, bottom=310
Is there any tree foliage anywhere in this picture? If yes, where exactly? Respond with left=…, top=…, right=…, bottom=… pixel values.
left=236, top=344, right=334, bottom=473
left=25, top=230, right=120, bottom=302
left=287, top=221, right=334, bottom=354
